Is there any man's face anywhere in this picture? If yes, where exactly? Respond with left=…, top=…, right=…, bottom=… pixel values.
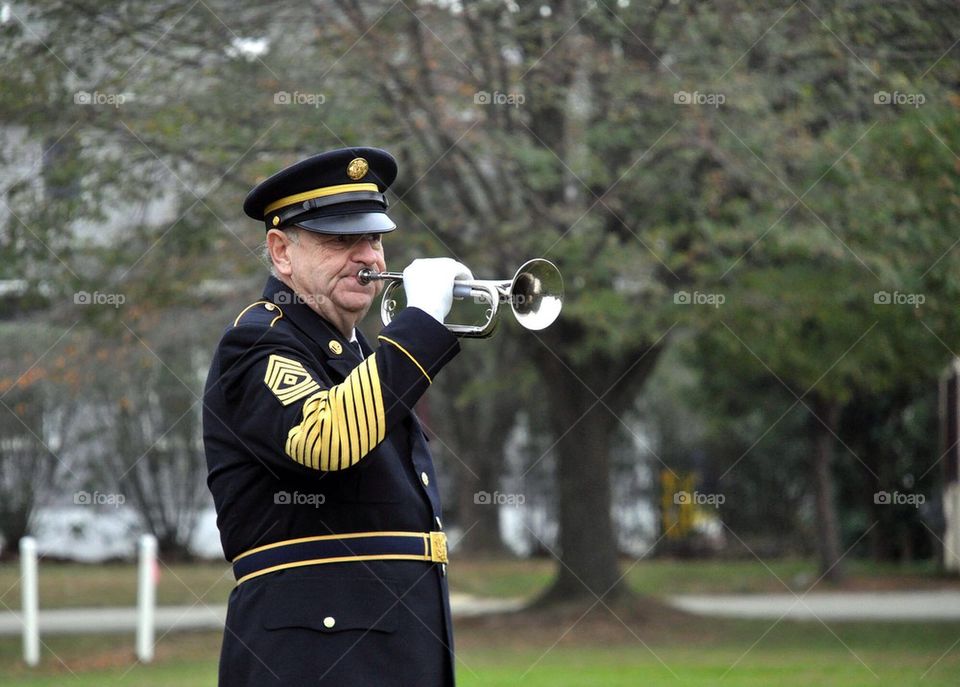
left=285, top=230, right=386, bottom=328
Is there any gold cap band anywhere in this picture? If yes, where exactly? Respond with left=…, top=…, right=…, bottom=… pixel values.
left=264, top=182, right=380, bottom=217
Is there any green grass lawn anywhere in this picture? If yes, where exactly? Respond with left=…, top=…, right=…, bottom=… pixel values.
left=0, top=620, right=957, bottom=686
left=458, top=643, right=960, bottom=687
left=0, top=558, right=957, bottom=686
left=0, top=557, right=952, bottom=611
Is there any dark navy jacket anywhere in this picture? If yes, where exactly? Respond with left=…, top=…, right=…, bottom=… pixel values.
left=203, top=276, right=460, bottom=686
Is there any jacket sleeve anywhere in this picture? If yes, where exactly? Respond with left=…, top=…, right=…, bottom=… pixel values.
left=216, top=306, right=458, bottom=473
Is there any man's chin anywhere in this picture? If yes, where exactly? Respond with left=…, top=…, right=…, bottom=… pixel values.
left=335, top=295, right=373, bottom=318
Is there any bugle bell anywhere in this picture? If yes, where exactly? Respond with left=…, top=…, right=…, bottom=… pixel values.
left=357, top=259, right=563, bottom=338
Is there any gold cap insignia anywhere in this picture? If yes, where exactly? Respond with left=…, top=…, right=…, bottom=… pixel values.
left=263, top=355, right=320, bottom=406
left=347, top=157, right=369, bottom=180
left=272, top=215, right=280, bottom=227
left=328, top=340, right=343, bottom=355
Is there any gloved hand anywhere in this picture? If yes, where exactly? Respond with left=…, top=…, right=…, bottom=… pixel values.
left=403, top=258, right=474, bottom=324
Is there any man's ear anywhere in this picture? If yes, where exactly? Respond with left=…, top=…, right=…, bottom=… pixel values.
left=266, top=229, right=295, bottom=277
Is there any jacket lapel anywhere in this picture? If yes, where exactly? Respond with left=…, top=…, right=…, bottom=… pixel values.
left=262, top=277, right=358, bottom=380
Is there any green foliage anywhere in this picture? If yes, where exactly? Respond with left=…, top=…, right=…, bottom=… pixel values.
left=2, top=0, right=959, bottom=567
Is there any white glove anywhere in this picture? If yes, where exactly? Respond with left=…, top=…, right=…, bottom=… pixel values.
left=403, top=258, right=474, bottom=324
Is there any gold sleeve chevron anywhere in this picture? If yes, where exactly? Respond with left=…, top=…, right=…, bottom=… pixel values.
left=284, top=355, right=386, bottom=471
left=264, top=355, right=321, bottom=406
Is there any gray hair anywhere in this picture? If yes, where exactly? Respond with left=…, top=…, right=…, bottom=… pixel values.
left=263, top=226, right=302, bottom=277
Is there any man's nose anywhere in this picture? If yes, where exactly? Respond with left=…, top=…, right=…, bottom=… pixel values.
left=352, top=237, right=380, bottom=264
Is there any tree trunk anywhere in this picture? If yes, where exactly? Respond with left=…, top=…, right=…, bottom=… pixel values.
left=811, top=395, right=844, bottom=582
left=0, top=504, right=31, bottom=561
left=538, top=384, right=626, bottom=603
left=532, top=321, right=665, bottom=606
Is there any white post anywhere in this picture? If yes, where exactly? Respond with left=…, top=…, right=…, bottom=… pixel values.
left=946, top=483, right=960, bottom=572
left=20, top=536, right=39, bottom=667
left=941, top=360, right=960, bottom=573
left=136, top=534, right=157, bottom=663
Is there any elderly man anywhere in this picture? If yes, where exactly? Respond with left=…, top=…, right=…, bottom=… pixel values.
left=203, top=147, right=470, bottom=686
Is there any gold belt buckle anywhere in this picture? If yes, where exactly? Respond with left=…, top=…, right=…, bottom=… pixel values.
left=429, top=531, right=448, bottom=563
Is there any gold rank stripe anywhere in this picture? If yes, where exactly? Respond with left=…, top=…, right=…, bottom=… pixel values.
left=285, top=354, right=385, bottom=470
left=264, top=355, right=321, bottom=406
left=263, top=183, right=379, bottom=216
left=377, top=335, right=432, bottom=383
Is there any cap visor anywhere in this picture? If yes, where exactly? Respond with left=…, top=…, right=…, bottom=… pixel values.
left=296, top=212, right=396, bottom=235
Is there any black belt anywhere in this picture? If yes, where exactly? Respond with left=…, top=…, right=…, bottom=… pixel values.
left=232, top=531, right=448, bottom=585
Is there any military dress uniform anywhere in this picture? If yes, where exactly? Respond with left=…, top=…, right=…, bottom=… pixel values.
left=203, top=148, right=459, bottom=686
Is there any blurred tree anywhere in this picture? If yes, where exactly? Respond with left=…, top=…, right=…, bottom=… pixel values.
left=0, top=323, right=81, bottom=558
left=686, top=102, right=960, bottom=579
left=838, top=384, right=940, bottom=563
left=79, top=309, right=213, bottom=558
left=2, top=1, right=959, bottom=600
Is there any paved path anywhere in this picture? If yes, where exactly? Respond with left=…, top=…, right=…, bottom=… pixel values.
left=667, top=590, right=960, bottom=622
left=5, top=591, right=958, bottom=635
left=0, top=593, right=525, bottom=636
